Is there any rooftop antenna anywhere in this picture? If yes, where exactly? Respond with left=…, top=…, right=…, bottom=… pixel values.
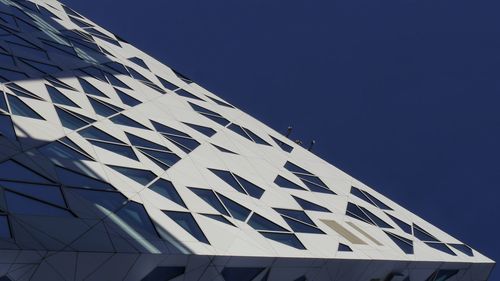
left=308, top=140, right=316, bottom=151
left=294, top=139, right=303, bottom=146
left=285, top=126, right=293, bottom=138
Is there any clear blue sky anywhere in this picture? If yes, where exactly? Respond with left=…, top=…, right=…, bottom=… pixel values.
left=64, top=0, right=499, bottom=278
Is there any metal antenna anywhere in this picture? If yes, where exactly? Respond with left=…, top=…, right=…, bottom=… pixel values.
left=285, top=126, right=293, bottom=138
left=308, top=140, right=316, bottom=151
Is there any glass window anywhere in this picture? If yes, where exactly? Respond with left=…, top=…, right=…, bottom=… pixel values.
left=385, top=231, right=414, bottom=254
left=301, top=180, right=335, bottom=195
left=248, top=213, right=287, bottom=232
left=151, top=121, right=190, bottom=137
left=7, top=84, right=41, bottom=100
left=358, top=206, right=392, bottom=228
left=413, top=224, right=440, bottom=242
left=0, top=181, right=65, bottom=207
left=80, top=126, right=121, bottom=143
left=105, top=73, right=131, bottom=89
left=425, top=242, right=457, bottom=256
left=211, top=144, right=236, bottom=154
left=269, top=135, right=293, bottom=153
left=139, top=149, right=180, bottom=168
left=104, top=61, right=130, bottom=76
left=46, top=85, right=78, bottom=107
left=206, top=95, right=233, bottom=108
left=242, top=127, right=270, bottom=146
left=217, top=193, right=250, bottom=221
left=282, top=217, right=324, bottom=234
left=163, top=135, right=200, bottom=153
left=260, top=232, right=305, bottom=250
left=0, top=160, right=51, bottom=183
left=0, top=115, right=17, bottom=141
left=19, top=58, right=61, bottom=74
left=88, top=98, right=119, bottom=117
left=164, top=211, right=209, bottom=244
left=55, top=107, right=87, bottom=130
left=40, top=141, right=91, bottom=161
left=449, top=243, right=473, bottom=257
left=70, top=188, right=127, bottom=214
left=54, top=166, right=114, bottom=190
left=386, top=213, right=412, bottom=234
left=149, top=179, right=185, bottom=207
left=200, top=113, right=230, bottom=126
left=175, top=89, right=202, bottom=100
left=284, top=161, right=312, bottom=175
left=228, top=124, right=252, bottom=141
left=129, top=57, right=149, bottom=70
left=201, top=214, right=234, bottom=226
left=46, top=76, right=77, bottom=91
left=183, top=122, right=216, bottom=137
left=5, top=191, right=72, bottom=217
left=109, top=166, right=156, bottom=185
left=90, top=140, right=138, bottom=160
left=141, top=266, right=185, bottom=281
left=274, top=175, right=306, bottom=191
left=221, top=267, right=265, bottom=281
left=111, top=114, right=148, bottom=129
left=0, top=92, right=8, bottom=112
left=338, top=243, right=353, bottom=252
left=274, top=208, right=314, bottom=225
left=0, top=216, right=10, bottom=239
left=116, top=201, right=159, bottom=238
left=126, top=132, right=167, bottom=150
left=189, top=187, right=228, bottom=216
left=346, top=203, right=374, bottom=225
left=234, top=175, right=264, bottom=199
left=115, top=89, right=140, bottom=106
left=426, top=270, right=459, bottom=281
left=78, top=78, right=108, bottom=98
left=8, top=95, right=44, bottom=120
left=209, top=169, right=245, bottom=194
left=292, top=196, right=330, bottom=212
left=156, top=76, right=179, bottom=91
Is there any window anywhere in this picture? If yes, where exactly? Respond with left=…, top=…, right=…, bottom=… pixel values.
left=5, top=191, right=72, bottom=217
left=350, top=186, right=392, bottom=210
left=413, top=224, right=440, bottom=242
left=0, top=181, right=65, bottom=207
left=283, top=161, right=335, bottom=194
left=0, top=216, right=10, bottom=239
left=0, top=160, right=51, bottom=184
left=54, top=166, right=114, bottom=190
left=142, top=266, right=185, bottom=281
left=46, top=85, right=78, bottom=107
left=88, top=97, right=120, bottom=117
left=175, top=89, right=203, bottom=100
left=151, top=121, right=200, bottom=153
left=269, top=135, right=293, bottom=153
left=129, top=57, right=149, bottom=70
left=217, top=193, right=250, bottom=221
left=149, top=179, right=185, bottom=207
left=384, top=231, right=414, bottom=254
left=425, top=269, right=459, bottom=281
left=274, top=175, right=306, bottom=190
left=189, top=187, right=228, bottom=216
left=221, top=267, right=265, bottom=281
left=248, top=213, right=287, bottom=232
left=40, top=141, right=92, bottom=161
left=206, top=95, right=234, bottom=108
left=282, top=217, right=324, bottom=234
left=188, top=102, right=230, bottom=126
left=55, top=107, right=88, bottom=129
left=201, top=214, right=234, bottom=226
left=228, top=124, right=271, bottom=145
left=0, top=115, right=16, bottom=141
left=126, top=132, right=167, bottom=150
left=346, top=203, right=392, bottom=228
left=449, top=243, right=473, bottom=256
left=7, top=84, right=42, bottom=100
left=211, top=143, right=236, bottom=154
left=78, top=78, right=108, bottom=98
left=89, top=140, right=138, bottom=161
left=109, top=166, right=156, bottom=185
left=164, top=211, right=209, bottom=244
left=111, top=114, right=149, bottom=129
left=210, top=169, right=264, bottom=199
left=139, top=149, right=180, bottom=169
left=80, top=126, right=121, bottom=143
left=292, top=196, right=330, bottom=212
left=105, top=73, right=131, bottom=89
left=386, top=213, right=412, bottom=234
left=338, top=243, right=353, bottom=252
left=7, top=95, right=44, bottom=120
left=115, top=88, right=140, bottom=106
left=274, top=208, right=314, bottom=225
left=260, top=232, right=305, bottom=250
left=183, top=122, right=216, bottom=137
left=425, top=242, right=457, bottom=256
left=116, top=202, right=159, bottom=239
left=156, top=76, right=179, bottom=91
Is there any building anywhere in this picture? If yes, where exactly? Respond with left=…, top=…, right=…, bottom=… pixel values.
left=0, top=0, right=493, bottom=280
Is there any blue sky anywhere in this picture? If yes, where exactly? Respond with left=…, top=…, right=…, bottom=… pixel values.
left=64, top=0, right=499, bottom=278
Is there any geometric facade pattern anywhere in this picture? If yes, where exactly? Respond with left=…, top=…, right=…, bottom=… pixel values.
left=0, top=0, right=494, bottom=280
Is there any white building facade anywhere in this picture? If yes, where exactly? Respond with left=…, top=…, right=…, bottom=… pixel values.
left=0, top=0, right=493, bottom=280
